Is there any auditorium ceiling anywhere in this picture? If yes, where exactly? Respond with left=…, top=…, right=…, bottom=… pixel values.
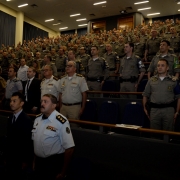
left=1, top=0, right=180, bottom=32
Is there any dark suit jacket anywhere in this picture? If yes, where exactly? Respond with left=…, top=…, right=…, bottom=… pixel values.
left=24, top=78, right=41, bottom=112
left=6, top=111, right=33, bottom=163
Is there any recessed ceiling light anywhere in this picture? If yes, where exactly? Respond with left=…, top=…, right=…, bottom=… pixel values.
left=18, top=4, right=28, bottom=8
left=177, top=2, right=180, bottom=4
left=134, top=1, right=149, bottom=5
left=178, top=9, right=180, bottom=11
left=138, top=7, right=151, bottom=11
left=53, top=23, right=61, bottom=25
left=70, top=13, right=81, bottom=17
left=6, top=0, right=11, bottom=1
left=93, top=1, right=107, bottom=5
left=76, top=18, right=87, bottom=21
left=45, top=19, right=54, bottom=22
left=147, top=12, right=160, bottom=16
left=59, top=27, right=68, bottom=30
left=78, top=24, right=87, bottom=26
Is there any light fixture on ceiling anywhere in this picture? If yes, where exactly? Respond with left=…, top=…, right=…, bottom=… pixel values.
left=6, top=0, right=11, bottom=1
left=78, top=24, right=87, bottom=26
left=18, top=4, right=28, bottom=8
left=59, top=27, right=68, bottom=30
left=134, top=1, right=149, bottom=5
left=76, top=18, right=87, bottom=21
left=93, top=1, right=107, bottom=5
left=70, top=13, right=81, bottom=17
left=147, top=12, right=160, bottom=16
left=178, top=9, right=180, bottom=11
left=45, top=19, right=54, bottom=22
left=138, top=7, right=151, bottom=11
left=53, top=23, right=61, bottom=25
left=177, top=2, right=180, bottom=4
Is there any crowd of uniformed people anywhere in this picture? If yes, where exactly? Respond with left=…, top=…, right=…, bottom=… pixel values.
left=1, top=18, right=180, bottom=179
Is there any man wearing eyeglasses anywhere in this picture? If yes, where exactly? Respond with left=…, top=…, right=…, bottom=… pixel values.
left=59, top=61, right=88, bottom=125
left=41, top=65, right=60, bottom=107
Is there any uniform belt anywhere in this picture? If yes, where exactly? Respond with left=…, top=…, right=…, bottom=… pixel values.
left=150, top=102, right=175, bottom=108
left=87, top=77, right=104, bottom=82
left=57, top=69, right=65, bottom=72
left=109, top=68, right=115, bottom=71
left=62, top=102, right=81, bottom=106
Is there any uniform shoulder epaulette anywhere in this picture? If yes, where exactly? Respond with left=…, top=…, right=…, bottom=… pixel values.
left=36, top=113, right=42, bottom=118
left=13, top=78, right=20, bottom=82
left=171, top=54, right=176, bottom=57
left=135, top=55, right=140, bottom=59
left=56, top=114, right=67, bottom=124
left=42, top=78, right=45, bottom=81
left=171, top=76, right=178, bottom=81
left=53, top=76, right=59, bottom=81
left=76, top=73, right=83, bottom=77
left=150, top=76, right=158, bottom=82
left=60, top=74, right=66, bottom=79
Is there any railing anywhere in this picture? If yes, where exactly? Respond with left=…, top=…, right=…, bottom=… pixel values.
left=0, top=109, right=179, bottom=143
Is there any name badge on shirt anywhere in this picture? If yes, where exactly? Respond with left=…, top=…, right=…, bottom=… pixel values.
left=46, top=126, right=56, bottom=132
left=72, top=82, right=77, bottom=84
left=48, top=84, right=53, bottom=86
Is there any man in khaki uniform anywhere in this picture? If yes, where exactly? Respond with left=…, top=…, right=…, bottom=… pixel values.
left=134, top=35, right=145, bottom=58
left=103, top=44, right=119, bottom=78
left=97, top=38, right=106, bottom=57
left=147, top=40, right=180, bottom=79
left=167, top=27, right=180, bottom=57
left=119, top=42, right=146, bottom=98
left=76, top=46, right=90, bottom=73
left=55, top=48, right=67, bottom=78
left=115, top=36, right=125, bottom=58
left=86, top=45, right=109, bottom=92
left=59, top=61, right=88, bottom=124
left=144, top=29, right=161, bottom=62
left=41, top=55, right=57, bottom=79
left=40, top=65, right=60, bottom=104
left=143, top=59, right=180, bottom=131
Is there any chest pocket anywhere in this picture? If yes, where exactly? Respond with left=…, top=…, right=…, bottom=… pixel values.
left=43, top=129, right=57, bottom=145
left=71, top=83, right=79, bottom=94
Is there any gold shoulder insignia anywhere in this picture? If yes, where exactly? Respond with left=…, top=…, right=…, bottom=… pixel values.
left=151, top=76, right=158, bottom=82
left=76, top=73, right=83, bottom=77
left=36, top=113, right=42, bottom=118
left=60, top=74, right=66, bottom=79
left=42, top=78, right=45, bottom=81
left=172, top=76, right=178, bottom=81
left=56, top=114, right=67, bottom=124
left=171, top=54, right=176, bottom=57
left=53, top=76, right=59, bottom=81
left=135, top=55, right=140, bottom=59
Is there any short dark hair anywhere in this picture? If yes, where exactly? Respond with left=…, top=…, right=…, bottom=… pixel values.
left=158, top=59, right=169, bottom=66
left=91, top=45, right=98, bottom=50
left=161, top=40, right=170, bottom=46
left=126, top=42, right=134, bottom=51
left=9, top=67, right=18, bottom=73
left=42, top=94, right=57, bottom=104
left=11, top=92, right=25, bottom=102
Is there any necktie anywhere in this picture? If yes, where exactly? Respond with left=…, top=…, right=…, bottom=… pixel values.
left=27, top=80, right=30, bottom=90
left=12, top=115, right=16, bottom=124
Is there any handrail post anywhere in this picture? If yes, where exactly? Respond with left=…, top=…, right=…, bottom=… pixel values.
left=163, top=134, right=169, bottom=143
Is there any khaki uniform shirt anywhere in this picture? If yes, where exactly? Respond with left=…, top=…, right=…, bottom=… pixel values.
left=40, top=76, right=60, bottom=99
left=146, top=37, right=161, bottom=55
left=59, top=73, right=89, bottom=104
left=103, top=52, right=119, bottom=70
left=147, top=53, right=180, bottom=75
left=87, top=57, right=109, bottom=80
left=143, top=75, right=180, bottom=103
left=120, top=54, right=146, bottom=79
left=55, top=55, right=67, bottom=71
